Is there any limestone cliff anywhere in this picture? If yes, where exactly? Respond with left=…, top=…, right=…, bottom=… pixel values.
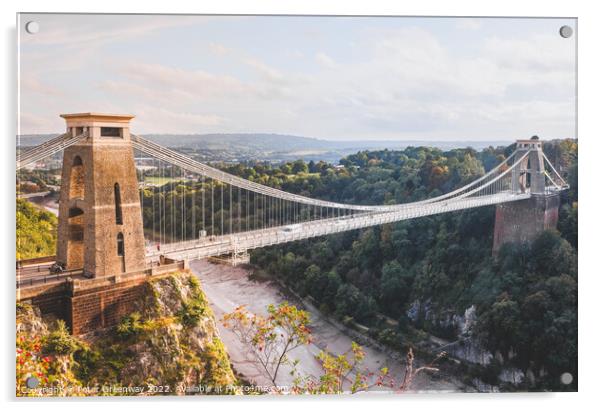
left=16, top=271, right=237, bottom=396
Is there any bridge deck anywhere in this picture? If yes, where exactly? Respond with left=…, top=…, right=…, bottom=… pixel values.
left=18, top=133, right=570, bottom=289
left=149, top=191, right=531, bottom=262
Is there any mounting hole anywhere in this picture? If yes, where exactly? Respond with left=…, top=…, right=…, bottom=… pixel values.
left=559, top=25, right=573, bottom=38
left=560, top=372, right=573, bottom=385
left=25, top=21, right=39, bottom=34
left=25, top=376, right=39, bottom=388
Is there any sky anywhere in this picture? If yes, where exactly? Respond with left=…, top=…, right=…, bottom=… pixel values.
left=18, top=14, right=576, bottom=141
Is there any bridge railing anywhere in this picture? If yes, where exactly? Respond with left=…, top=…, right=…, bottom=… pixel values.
left=16, top=255, right=56, bottom=269
left=158, top=190, right=531, bottom=261
left=16, top=259, right=187, bottom=290
left=16, top=271, right=85, bottom=289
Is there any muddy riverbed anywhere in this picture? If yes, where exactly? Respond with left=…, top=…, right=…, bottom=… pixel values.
left=191, top=259, right=466, bottom=393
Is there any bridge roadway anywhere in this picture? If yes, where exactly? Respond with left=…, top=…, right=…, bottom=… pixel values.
left=17, top=191, right=51, bottom=199
left=148, top=191, right=531, bottom=262
left=15, top=191, right=530, bottom=289
left=16, top=267, right=84, bottom=288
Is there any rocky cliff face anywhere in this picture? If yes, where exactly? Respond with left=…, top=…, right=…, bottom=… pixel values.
left=117, top=272, right=238, bottom=393
left=16, top=271, right=237, bottom=396
left=407, top=300, right=526, bottom=391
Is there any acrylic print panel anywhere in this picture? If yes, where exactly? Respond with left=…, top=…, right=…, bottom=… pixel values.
left=16, top=13, right=577, bottom=396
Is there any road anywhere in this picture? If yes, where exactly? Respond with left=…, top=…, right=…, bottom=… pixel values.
left=16, top=262, right=84, bottom=288
left=149, top=191, right=531, bottom=263
left=190, top=259, right=466, bottom=393
left=18, top=190, right=51, bottom=199
left=24, top=191, right=59, bottom=216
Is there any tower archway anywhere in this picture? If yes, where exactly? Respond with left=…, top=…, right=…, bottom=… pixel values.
left=69, top=155, right=85, bottom=199
left=67, top=206, right=84, bottom=268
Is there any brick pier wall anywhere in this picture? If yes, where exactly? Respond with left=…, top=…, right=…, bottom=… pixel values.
left=69, top=278, right=148, bottom=334
left=17, top=260, right=187, bottom=335
left=18, top=282, right=71, bottom=323
left=492, top=193, right=560, bottom=254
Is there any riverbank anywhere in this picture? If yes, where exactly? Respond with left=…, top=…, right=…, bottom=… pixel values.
left=190, top=259, right=467, bottom=393
left=26, top=191, right=59, bottom=216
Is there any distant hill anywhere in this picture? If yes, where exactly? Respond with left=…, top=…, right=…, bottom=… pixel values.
left=128, top=133, right=511, bottom=151
left=143, top=133, right=334, bottom=151
left=17, top=133, right=513, bottom=163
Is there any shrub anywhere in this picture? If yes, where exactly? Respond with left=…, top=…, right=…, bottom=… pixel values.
left=187, top=275, right=201, bottom=293
left=116, top=312, right=144, bottom=339
left=319, top=303, right=331, bottom=315
left=43, top=320, right=78, bottom=356
left=73, top=345, right=101, bottom=381
left=377, top=328, right=402, bottom=349
left=178, top=300, right=206, bottom=327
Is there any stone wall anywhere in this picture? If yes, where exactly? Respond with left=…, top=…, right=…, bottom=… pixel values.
left=87, top=142, right=147, bottom=277
left=56, top=145, right=93, bottom=271
left=69, top=278, right=147, bottom=334
left=17, top=261, right=187, bottom=335
left=492, top=193, right=560, bottom=254
left=56, top=138, right=146, bottom=277
left=20, top=282, right=71, bottom=324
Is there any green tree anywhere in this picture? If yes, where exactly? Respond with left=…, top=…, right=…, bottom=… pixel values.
left=16, top=199, right=57, bottom=260
left=291, top=159, right=309, bottom=174
left=379, top=261, right=411, bottom=317
left=334, top=284, right=377, bottom=324
left=476, top=293, right=521, bottom=357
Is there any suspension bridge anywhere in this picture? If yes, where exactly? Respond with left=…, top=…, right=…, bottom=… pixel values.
left=16, top=113, right=568, bottom=288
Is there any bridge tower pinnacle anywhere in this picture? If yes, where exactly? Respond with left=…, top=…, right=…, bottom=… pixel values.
left=493, top=136, right=560, bottom=254
left=511, top=136, right=546, bottom=195
left=56, top=113, right=146, bottom=277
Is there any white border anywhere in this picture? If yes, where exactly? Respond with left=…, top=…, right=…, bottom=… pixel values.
left=2, top=1, right=599, bottom=409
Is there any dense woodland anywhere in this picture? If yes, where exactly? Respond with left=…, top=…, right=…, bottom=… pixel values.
left=251, top=140, right=578, bottom=391
left=138, top=139, right=577, bottom=391
left=16, top=139, right=578, bottom=391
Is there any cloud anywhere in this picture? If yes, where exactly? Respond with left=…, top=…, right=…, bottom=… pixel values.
left=286, top=50, right=305, bottom=59
left=456, top=19, right=483, bottom=31
left=132, top=107, right=224, bottom=134
left=244, top=58, right=285, bottom=82
left=21, top=76, right=62, bottom=97
left=483, top=34, right=575, bottom=72
left=19, top=15, right=208, bottom=75
left=208, top=42, right=232, bottom=56
left=19, top=112, right=59, bottom=134
left=20, top=15, right=200, bottom=48
left=18, top=17, right=576, bottom=140
left=117, top=62, right=253, bottom=100
left=295, top=26, right=575, bottom=139
left=315, top=52, right=337, bottom=69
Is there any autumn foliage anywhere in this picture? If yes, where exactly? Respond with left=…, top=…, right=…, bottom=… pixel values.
left=223, top=303, right=443, bottom=394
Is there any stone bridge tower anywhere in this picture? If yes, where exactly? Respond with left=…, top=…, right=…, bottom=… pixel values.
left=492, top=137, right=560, bottom=253
left=56, top=113, right=146, bottom=277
